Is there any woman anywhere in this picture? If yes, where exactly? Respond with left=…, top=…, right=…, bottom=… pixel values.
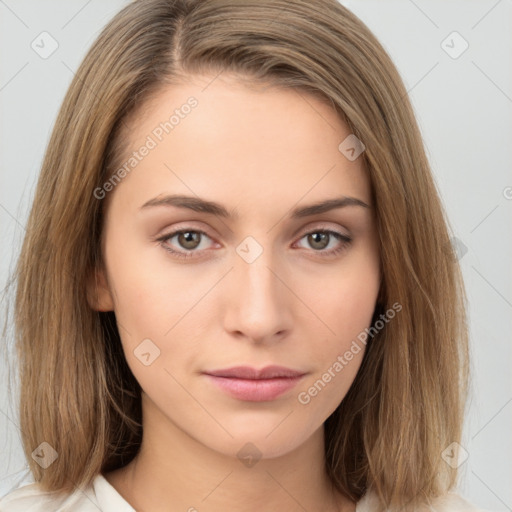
left=0, top=0, right=486, bottom=510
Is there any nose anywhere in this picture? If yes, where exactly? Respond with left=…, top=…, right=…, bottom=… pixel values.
left=222, top=244, right=293, bottom=344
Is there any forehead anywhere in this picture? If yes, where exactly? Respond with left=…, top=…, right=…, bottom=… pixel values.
left=107, top=73, right=371, bottom=215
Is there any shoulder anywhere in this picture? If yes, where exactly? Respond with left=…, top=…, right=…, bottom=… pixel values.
left=0, top=479, right=98, bottom=512
left=0, top=474, right=135, bottom=512
left=356, top=489, right=494, bottom=512
left=426, top=492, right=494, bottom=512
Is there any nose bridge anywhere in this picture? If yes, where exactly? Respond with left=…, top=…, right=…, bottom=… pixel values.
left=224, top=236, right=290, bottom=340
left=236, top=238, right=281, bottom=311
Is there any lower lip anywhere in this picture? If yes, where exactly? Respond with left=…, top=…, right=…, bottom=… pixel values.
left=204, top=374, right=305, bottom=402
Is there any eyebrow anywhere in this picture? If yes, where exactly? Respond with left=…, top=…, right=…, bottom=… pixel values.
left=140, top=194, right=369, bottom=219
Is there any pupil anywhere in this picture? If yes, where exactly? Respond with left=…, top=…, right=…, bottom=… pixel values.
left=180, top=232, right=200, bottom=249
left=309, top=232, right=328, bottom=249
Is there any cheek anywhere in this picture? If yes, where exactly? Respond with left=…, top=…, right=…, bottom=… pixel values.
left=297, top=245, right=379, bottom=402
left=326, top=276, right=379, bottom=346
left=103, top=237, right=220, bottom=387
left=103, top=229, right=203, bottom=335
left=310, top=249, right=380, bottom=346
left=294, top=279, right=378, bottom=417
left=108, top=265, right=168, bottom=336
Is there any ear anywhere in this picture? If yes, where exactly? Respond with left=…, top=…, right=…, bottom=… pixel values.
left=86, top=265, right=115, bottom=312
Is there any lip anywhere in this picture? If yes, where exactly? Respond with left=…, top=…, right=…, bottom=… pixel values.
left=203, top=365, right=307, bottom=402
left=205, top=365, right=305, bottom=379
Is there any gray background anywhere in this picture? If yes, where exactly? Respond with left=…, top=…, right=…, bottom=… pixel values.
left=1, top=1, right=511, bottom=510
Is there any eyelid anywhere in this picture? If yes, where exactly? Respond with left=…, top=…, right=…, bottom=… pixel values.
left=295, top=221, right=350, bottom=239
left=156, top=221, right=352, bottom=259
left=154, top=226, right=218, bottom=260
left=155, top=221, right=217, bottom=243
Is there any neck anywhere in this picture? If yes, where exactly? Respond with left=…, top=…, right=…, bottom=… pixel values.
left=104, top=394, right=355, bottom=512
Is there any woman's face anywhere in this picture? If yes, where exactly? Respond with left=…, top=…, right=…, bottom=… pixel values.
left=91, top=73, right=380, bottom=460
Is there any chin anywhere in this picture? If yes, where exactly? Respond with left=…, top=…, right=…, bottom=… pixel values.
left=200, top=425, right=310, bottom=462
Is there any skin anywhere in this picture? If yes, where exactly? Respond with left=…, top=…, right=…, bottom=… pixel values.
left=88, top=72, right=380, bottom=512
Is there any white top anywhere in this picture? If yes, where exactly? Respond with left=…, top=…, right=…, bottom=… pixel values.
left=0, top=473, right=491, bottom=512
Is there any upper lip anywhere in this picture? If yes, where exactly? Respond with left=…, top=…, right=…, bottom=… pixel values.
left=204, top=365, right=306, bottom=379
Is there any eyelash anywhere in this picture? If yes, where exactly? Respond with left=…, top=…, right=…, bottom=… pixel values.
left=156, top=227, right=352, bottom=260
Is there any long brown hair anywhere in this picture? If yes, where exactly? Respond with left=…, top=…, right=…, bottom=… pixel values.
left=4, top=1, right=470, bottom=510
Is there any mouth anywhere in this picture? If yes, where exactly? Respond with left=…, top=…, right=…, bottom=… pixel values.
left=202, top=365, right=307, bottom=402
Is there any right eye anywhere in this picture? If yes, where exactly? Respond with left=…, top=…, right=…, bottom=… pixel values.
left=157, top=229, right=217, bottom=259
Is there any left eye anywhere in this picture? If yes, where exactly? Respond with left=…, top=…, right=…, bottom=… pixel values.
left=157, top=228, right=352, bottom=259
left=295, top=230, right=352, bottom=256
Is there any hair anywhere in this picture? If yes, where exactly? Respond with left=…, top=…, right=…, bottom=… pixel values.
left=3, top=0, right=470, bottom=510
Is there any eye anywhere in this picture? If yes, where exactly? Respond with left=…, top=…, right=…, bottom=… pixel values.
left=294, top=229, right=352, bottom=258
left=157, top=229, right=216, bottom=259
left=156, top=227, right=352, bottom=260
